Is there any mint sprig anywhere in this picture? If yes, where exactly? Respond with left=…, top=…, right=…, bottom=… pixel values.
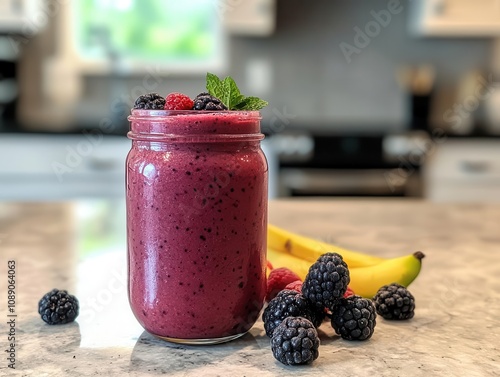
left=206, top=72, right=268, bottom=111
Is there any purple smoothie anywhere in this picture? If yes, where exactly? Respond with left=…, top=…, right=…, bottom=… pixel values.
left=126, top=110, right=267, bottom=342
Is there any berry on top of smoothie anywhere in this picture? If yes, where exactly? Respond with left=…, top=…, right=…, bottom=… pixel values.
left=164, top=92, right=194, bottom=110
left=193, top=92, right=228, bottom=111
left=132, top=73, right=268, bottom=112
left=133, top=93, right=166, bottom=110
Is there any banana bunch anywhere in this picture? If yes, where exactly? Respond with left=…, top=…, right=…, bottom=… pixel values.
left=267, top=224, right=425, bottom=298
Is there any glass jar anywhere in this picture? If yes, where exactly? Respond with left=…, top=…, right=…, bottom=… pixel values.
left=126, top=110, right=268, bottom=345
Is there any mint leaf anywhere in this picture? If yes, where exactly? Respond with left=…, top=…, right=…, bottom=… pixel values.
left=222, top=76, right=244, bottom=109
left=206, top=72, right=225, bottom=101
left=205, top=72, right=268, bottom=111
left=234, top=97, right=269, bottom=111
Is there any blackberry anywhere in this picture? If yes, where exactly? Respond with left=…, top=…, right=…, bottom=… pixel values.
left=193, top=92, right=228, bottom=110
left=271, top=317, right=320, bottom=366
left=373, top=283, right=415, bottom=320
left=302, top=252, right=350, bottom=311
left=262, top=290, right=325, bottom=337
left=133, top=93, right=166, bottom=110
left=331, top=295, right=376, bottom=341
left=38, top=289, right=79, bottom=325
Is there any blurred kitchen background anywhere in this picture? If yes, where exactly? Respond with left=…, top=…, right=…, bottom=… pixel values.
left=1, top=0, right=500, bottom=202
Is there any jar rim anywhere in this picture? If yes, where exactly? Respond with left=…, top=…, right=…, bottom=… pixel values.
left=128, top=109, right=263, bottom=141
left=129, top=109, right=261, bottom=120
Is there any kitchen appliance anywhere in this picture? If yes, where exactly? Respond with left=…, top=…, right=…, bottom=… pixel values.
left=271, top=131, right=425, bottom=197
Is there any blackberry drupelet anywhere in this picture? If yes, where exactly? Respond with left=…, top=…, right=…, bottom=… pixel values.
left=373, top=283, right=415, bottom=320
left=133, top=93, right=166, bottom=110
left=193, top=92, right=228, bottom=110
left=331, top=295, right=376, bottom=341
left=302, top=252, right=350, bottom=311
left=271, top=317, right=320, bottom=366
left=38, top=289, right=79, bottom=325
left=262, top=290, right=325, bottom=337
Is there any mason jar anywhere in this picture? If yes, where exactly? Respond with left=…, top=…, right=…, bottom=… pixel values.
left=126, top=110, right=268, bottom=344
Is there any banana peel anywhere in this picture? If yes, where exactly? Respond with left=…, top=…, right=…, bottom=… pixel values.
left=268, top=224, right=385, bottom=268
left=267, top=246, right=425, bottom=299
left=266, top=247, right=310, bottom=280
left=348, top=251, right=425, bottom=298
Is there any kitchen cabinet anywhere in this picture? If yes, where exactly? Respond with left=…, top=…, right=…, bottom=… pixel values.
left=0, top=0, right=44, bottom=33
left=0, top=134, right=278, bottom=200
left=410, top=0, right=500, bottom=36
left=223, top=0, right=276, bottom=36
left=0, top=134, right=129, bottom=200
left=423, top=139, right=500, bottom=202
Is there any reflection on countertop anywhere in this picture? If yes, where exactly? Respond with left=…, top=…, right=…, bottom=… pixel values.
left=0, top=199, right=500, bottom=376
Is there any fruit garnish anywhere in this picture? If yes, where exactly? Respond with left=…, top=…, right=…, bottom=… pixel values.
left=266, top=260, right=274, bottom=271
left=266, top=267, right=302, bottom=302
left=133, top=93, right=166, bottom=110
left=164, top=92, right=194, bottom=110
left=193, top=92, right=227, bottom=110
left=284, top=279, right=303, bottom=294
left=344, top=286, right=355, bottom=298
left=205, top=72, right=268, bottom=110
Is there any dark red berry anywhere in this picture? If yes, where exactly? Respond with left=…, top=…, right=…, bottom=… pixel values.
left=266, top=268, right=301, bottom=302
left=164, top=92, right=194, bottom=110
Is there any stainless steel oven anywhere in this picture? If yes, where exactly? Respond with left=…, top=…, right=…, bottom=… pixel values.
left=270, top=131, right=427, bottom=197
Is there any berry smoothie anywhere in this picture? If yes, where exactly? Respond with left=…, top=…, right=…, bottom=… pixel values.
left=126, top=110, right=268, bottom=342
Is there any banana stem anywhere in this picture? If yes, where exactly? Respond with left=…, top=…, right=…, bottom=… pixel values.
left=413, top=251, right=425, bottom=260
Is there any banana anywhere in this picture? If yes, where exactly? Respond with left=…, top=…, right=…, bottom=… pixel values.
left=266, top=247, right=311, bottom=280
left=268, top=224, right=385, bottom=268
left=348, top=251, right=425, bottom=298
left=267, top=246, right=425, bottom=300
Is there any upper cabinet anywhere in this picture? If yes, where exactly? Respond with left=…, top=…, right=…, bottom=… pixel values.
left=223, top=0, right=276, bottom=37
left=0, top=0, right=43, bottom=34
left=410, top=0, right=500, bottom=37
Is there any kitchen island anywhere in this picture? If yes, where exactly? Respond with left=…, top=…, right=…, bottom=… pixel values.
left=0, top=200, right=499, bottom=376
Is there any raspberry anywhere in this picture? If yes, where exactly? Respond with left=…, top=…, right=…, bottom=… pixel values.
left=344, top=286, right=355, bottom=298
left=266, top=268, right=301, bottom=302
left=164, top=92, right=194, bottom=110
left=266, top=260, right=274, bottom=271
left=284, top=280, right=303, bottom=294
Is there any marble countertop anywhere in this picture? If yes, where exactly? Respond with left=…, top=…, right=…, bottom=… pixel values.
left=0, top=199, right=499, bottom=376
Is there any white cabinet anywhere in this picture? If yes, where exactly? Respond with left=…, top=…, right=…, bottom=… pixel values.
left=423, top=140, right=500, bottom=203
left=410, top=0, right=500, bottom=36
left=0, top=135, right=130, bottom=201
left=223, top=0, right=276, bottom=36
left=0, top=0, right=44, bottom=33
left=0, top=134, right=278, bottom=201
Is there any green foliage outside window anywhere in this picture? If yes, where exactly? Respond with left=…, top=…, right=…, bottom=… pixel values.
left=76, top=0, right=218, bottom=61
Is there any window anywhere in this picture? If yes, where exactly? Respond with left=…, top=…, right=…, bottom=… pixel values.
left=72, top=0, right=226, bottom=74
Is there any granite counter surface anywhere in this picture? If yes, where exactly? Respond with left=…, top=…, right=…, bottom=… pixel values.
left=0, top=199, right=499, bottom=376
